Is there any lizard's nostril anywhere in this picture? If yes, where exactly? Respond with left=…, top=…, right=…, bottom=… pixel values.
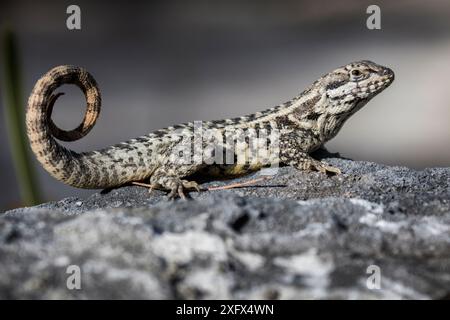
left=382, top=68, right=394, bottom=77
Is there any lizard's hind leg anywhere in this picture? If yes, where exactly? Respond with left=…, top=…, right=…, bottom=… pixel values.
left=149, top=168, right=203, bottom=200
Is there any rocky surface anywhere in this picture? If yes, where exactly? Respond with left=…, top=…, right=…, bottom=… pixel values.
left=1, top=151, right=450, bottom=299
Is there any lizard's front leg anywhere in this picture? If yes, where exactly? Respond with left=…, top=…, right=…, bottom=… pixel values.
left=281, top=151, right=341, bottom=175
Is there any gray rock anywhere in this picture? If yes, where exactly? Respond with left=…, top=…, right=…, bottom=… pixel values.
left=1, top=152, right=450, bottom=299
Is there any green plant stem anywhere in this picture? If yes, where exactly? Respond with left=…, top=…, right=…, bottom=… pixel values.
left=1, top=27, right=41, bottom=206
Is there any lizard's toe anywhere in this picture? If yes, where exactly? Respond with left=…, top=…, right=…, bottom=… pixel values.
left=150, top=175, right=201, bottom=200
left=312, top=161, right=341, bottom=175
left=147, top=183, right=159, bottom=194
left=177, top=184, right=187, bottom=200
left=167, top=188, right=177, bottom=200
left=167, top=187, right=185, bottom=200
left=181, top=180, right=202, bottom=192
left=166, top=179, right=192, bottom=200
left=324, top=165, right=341, bottom=175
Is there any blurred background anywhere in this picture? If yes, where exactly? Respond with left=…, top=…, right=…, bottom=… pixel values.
left=1, top=0, right=450, bottom=210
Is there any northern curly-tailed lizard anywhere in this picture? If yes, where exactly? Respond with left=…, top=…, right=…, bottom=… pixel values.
left=26, top=61, right=394, bottom=198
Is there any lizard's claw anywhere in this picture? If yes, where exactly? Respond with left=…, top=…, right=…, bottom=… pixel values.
left=147, top=183, right=158, bottom=194
left=167, top=184, right=186, bottom=200
left=181, top=180, right=203, bottom=192
left=167, top=179, right=202, bottom=200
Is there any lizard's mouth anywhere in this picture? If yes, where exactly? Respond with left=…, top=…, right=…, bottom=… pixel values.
left=381, top=67, right=395, bottom=80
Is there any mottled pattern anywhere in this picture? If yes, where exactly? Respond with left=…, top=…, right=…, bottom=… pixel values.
left=26, top=61, right=394, bottom=197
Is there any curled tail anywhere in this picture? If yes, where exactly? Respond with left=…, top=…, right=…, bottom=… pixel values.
left=26, top=65, right=152, bottom=189
left=26, top=65, right=103, bottom=188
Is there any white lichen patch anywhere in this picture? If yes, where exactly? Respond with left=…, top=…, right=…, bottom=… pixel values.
left=413, top=216, right=450, bottom=239
left=150, top=231, right=227, bottom=265
left=231, top=250, right=265, bottom=271
left=295, top=222, right=332, bottom=238
left=273, top=248, right=333, bottom=290
left=349, top=198, right=384, bottom=214
left=350, top=198, right=407, bottom=233
left=359, top=213, right=407, bottom=233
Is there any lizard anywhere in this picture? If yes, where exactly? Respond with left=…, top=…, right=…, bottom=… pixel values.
left=26, top=60, right=394, bottom=199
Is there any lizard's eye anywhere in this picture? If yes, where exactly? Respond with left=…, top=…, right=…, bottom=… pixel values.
left=350, top=68, right=366, bottom=81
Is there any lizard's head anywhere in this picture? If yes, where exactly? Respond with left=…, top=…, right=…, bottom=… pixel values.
left=299, top=60, right=394, bottom=143
left=320, top=60, right=394, bottom=115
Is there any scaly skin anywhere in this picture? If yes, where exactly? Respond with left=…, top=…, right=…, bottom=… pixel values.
left=26, top=61, right=394, bottom=198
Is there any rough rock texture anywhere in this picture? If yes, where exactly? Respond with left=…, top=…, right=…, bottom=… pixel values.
left=1, top=151, right=450, bottom=299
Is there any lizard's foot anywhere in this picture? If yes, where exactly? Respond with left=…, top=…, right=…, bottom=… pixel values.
left=310, top=160, right=341, bottom=175
left=167, top=179, right=202, bottom=200
left=132, top=179, right=201, bottom=199
left=284, top=151, right=342, bottom=176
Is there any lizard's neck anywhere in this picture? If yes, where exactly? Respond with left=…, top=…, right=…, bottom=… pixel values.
left=265, top=90, right=365, bottom=150
left=319, top=98, right=369, bottom=142
left=226, top=87, right=363, bottom=151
